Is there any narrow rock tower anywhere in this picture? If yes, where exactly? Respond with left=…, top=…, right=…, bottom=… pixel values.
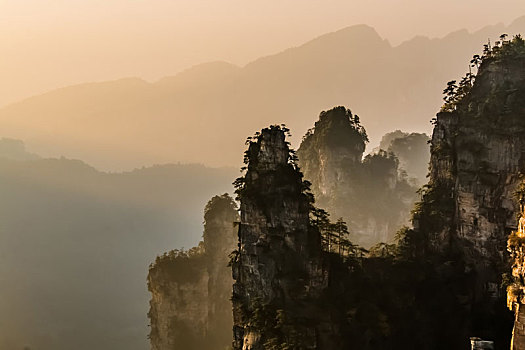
left=231, top=125, right=332, bottom=349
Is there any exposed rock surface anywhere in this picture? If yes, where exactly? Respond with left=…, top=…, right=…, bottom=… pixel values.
left=297, top=107, right=418, bottom=246
left=231, top=126, right=339, bottom=349
left=424, top=39, right=525, bottom=298
left=409, top=37, right=525, bottom=347
left=148, top=251, right=209, bottom=350
left=147, top=194, right=238, bottom=350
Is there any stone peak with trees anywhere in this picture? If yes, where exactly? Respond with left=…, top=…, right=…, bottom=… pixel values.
left=297, top=106, right=419, bottom=247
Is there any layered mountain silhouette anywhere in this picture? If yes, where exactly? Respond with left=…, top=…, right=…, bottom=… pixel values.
left=1, top=19, right=525, bottom=170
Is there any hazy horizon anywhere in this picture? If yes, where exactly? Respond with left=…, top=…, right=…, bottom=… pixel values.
left=2, top=0, right=525, bottom=108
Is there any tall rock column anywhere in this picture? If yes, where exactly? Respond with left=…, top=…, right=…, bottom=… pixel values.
left=203, top=194, right=240, bottom=345
left=231, top=126, right=330, bottom=349
left=297, top=106, right=417, bottom=247
left=147, top=194, right=238, bottom=350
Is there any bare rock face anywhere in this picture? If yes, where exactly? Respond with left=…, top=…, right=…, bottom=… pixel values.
left=425, top=46, right=525, bottom=297
left=147, top=194, right=238, bottom=350
left=408, top=38, right=525, bottom=347
left=148, top=253, right=209, bottom=350
left=232, top=126, right=336, bottom=350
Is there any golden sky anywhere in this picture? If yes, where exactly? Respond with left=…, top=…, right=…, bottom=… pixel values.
left=1, top=0, right=525, bottom=107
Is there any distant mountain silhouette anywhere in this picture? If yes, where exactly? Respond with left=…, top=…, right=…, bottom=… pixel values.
left=1, top=19, right=525, bottom=170
left=0, top=153, right=236, bottom=350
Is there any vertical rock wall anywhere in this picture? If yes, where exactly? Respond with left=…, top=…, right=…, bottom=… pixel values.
left=232, top=126, right=335, bottom=349
left=148, top=194, right=238, bottom=350
left=427, top=53, right=525, bottom=298
left=148, top=255, right=209, bottom=350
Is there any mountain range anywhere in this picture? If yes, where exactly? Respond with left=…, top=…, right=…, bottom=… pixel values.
left=2, top=18, right=525, bottom=170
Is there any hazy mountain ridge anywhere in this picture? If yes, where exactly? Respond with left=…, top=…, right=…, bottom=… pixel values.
left=2, top=18, right=525, bottom=170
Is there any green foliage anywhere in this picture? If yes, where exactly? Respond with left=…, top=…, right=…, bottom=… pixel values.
left=311, top=208, right=356, bottom=256
left=203, top=193, right=238, bottom=254
left=441, top=34, right=525, bottom=112
left=299, top=106, right=368, bottom=159
left=234, top=124, right=307, bottom=203
left=148, top=242, right=207, bottom=289
left=204, top=193, right=238, bottom=221
left=412, top=181, right=454, bottom=237
left=244, top=299, right=312, bottom=350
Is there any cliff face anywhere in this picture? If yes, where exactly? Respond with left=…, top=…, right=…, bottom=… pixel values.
left=148, top=249, right=209, bottom=350
left=232, top=126, right=339, bottom=349
left=401, top=37, right=525, bottom=346
left=424, top=39, right=525, bottom=298
left=297, top=107, right=418, bottom=246
left=147, top=194, right=238, bottom=350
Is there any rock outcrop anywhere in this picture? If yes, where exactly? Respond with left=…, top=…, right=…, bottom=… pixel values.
left=148, top=247, right=209, bottom=350
left=231, top=125, right=340, bottom=349
left=297, top=107, right=418, bottom=246
left=147, top=194, right=238, bottom=350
